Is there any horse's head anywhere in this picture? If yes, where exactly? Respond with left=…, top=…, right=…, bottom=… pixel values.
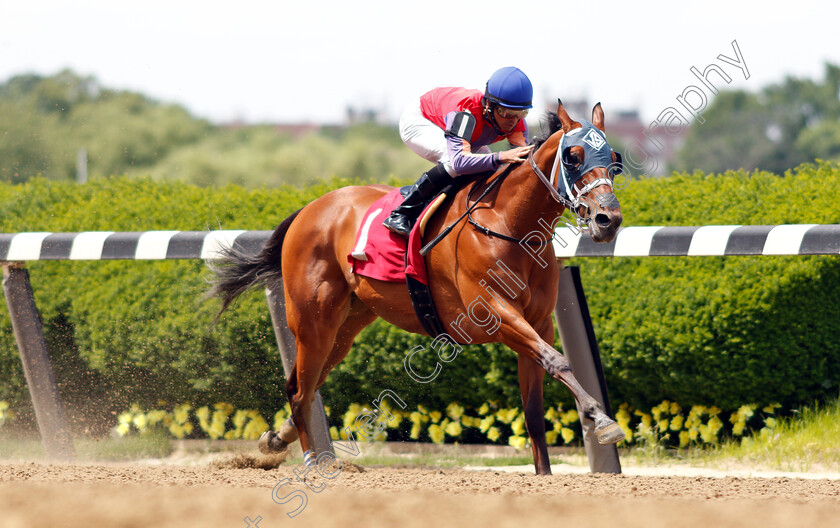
left=533, top=101, right=623, bottom=243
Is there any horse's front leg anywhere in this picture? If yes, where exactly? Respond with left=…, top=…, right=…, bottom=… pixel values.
left=504, top=319, right=624, bottom=445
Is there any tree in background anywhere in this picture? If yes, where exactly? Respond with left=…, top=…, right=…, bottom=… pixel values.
left=0, top=70, right=429, bottom=187
left=673, top=63, right=840, bottom=175
left=0, top=70, right=211, bottom=182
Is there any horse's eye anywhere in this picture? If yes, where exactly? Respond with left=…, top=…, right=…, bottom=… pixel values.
left=562, top=148, right=583, bottom=171
left=610, top=151, right=624, bottom=177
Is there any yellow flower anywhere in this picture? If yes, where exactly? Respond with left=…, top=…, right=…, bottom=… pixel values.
left=208, top=420, right=226, bottom=439
left=330, top=426, right=339, bottom=440
left=429, top=411, right=443, bottom=423
left=272, top=408, right=288, bottom=429
left=173, top=404, right=191, bottom=424
left=764, top=417, right=777, bottom=429
left=657, top=419, right=670, bottom=432
left=496, top=408, right=519, bottom=424
left=669, top=401, right=682, bottom=415
left=545, top=430, right=559, bottom=444
left=670, top=414, right=684, bottom=431
left=223, top=430, right=237, bottom=440
left=479, top=415, right=495, bottom=433
left=762, top=403, right=781, bottom=414
left=445, top=421, right=462, bottom=437
left=428, top=424, right=445, bottom=444
left=708, top=415, right=724, bottom=437
left=461, top=416, right=476, bottom=428
left=688, top=426, right=699, bottom=442
left=0, top=401, right=9, bottom=411
left=511, top=418, right=526, bottom=436
left=678, top=430, right=690, bottom=448
left=699, top=424, right=718, bottom=444
left=242, top=416, right=269, bottom=440
left=560, top=409, right=579, bottom=425
left=615, top=406, right=631, bottom=429
left=343, top=403, right=363, bottom=428
left=508, top=435, right=527, bottom=450
left=385, top=410, right=402, bottom=429
left=446, top=402, right=464, bottom=420
left=652, top=400, right=669, bottom=421
left=118, top=412, right=133, bottom=426
left=487, top=426, right=501, bottom=442
left=619, top=424, right=633, bottom=444
left=147, top=410, right=168, bottom=426
left=116, top=422, right=130, bottom=436
left=214, top=402, right=234, bottom=416
left=560, top=427, right=576, bottom=444
left=232, top=409, right=249, bottom=430
left=410, top=422, right=421, bottom=440
left=478, top=403, right=490, bottom=415
left=132, top=413, right=148, bottom=432
left=544, top=406, right=559, bottom=422
left=196, top=406, right=210, bottom=422
left=169, top=423, right=185, bottom=439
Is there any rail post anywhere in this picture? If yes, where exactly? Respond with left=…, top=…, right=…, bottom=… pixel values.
left=2, top=263, right=75, bottom=460
left=265, top=282, right=334, bottom=457
left=554, top=265, right=621, bottom=474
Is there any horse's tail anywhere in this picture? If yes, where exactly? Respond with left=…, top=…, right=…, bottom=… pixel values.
left=207, top=208, right=303, bottom=322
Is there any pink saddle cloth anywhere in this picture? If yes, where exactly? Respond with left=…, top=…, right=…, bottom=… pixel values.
left=347, top=189, right=431, bottom=285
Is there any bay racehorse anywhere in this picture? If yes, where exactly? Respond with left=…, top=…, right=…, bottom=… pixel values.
left=209, top=101, right=624, bottom=475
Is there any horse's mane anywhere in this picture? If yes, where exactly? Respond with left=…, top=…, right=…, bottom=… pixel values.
left=532, top=111, right=563, bottom=150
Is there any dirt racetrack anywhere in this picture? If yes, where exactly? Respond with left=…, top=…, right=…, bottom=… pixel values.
left=2, top=458, right=840, bottom=528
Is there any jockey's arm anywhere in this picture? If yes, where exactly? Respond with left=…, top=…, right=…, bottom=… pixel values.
left=443, top=112, right=500, bottom=175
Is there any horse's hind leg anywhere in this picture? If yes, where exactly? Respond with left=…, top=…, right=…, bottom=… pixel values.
left=313, top=300, right=377, bottom=390
left=278, top=294, right=376, bottom=464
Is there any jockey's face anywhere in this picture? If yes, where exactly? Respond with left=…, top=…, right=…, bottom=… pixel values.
left=493, top=106, right=523, bottom=133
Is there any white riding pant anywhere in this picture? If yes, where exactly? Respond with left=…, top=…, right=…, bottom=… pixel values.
left=399, top=97, right=490, bottom=177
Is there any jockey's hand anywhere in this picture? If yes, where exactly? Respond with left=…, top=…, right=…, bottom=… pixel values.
left=499, top=145, right=535, bottom=164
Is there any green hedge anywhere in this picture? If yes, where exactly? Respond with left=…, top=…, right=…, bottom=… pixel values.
left=585, top=161, right=840, bottom=409
left=1, top=163, right=840, bottom=430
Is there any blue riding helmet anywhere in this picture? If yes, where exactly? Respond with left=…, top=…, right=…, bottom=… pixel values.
left=485, top=67, right=533, bottom=109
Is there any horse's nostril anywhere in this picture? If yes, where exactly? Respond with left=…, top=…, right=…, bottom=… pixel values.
left=595, top=213, right=611, bottom=228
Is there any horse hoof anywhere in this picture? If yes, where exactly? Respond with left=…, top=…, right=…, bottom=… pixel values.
left=595, top=422, right=625, bottom=444
left=258, top=431, right=290, bottom=454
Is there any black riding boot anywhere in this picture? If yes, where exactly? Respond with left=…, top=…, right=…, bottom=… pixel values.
left=383, top=164, right=451, bottom=236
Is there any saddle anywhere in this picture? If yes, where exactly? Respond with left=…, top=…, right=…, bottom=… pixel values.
left=348, top=177, right=477, bottom=338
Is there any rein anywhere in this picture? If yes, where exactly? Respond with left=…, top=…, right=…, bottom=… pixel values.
left=419, top=164, right=517, bottom=256
left=421, top=128, right=617, bottom=254
left=465, top=169, right=551, bottom=246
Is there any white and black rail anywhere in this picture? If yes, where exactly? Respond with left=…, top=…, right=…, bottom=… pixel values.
left=3, top=225, right=839, bottom=469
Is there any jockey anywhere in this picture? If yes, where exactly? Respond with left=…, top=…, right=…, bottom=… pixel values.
left=383, top=66, right=536, bottom=236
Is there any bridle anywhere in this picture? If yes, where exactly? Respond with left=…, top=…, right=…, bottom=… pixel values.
left=527, top=127, right=615, bottom=232
left=422, top=125, right=620, bottom=254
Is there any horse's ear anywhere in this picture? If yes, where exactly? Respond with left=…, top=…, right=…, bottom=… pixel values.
left=556, top=99, right=575, bottom=132
left=592, top=102, right=605, bottom=131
